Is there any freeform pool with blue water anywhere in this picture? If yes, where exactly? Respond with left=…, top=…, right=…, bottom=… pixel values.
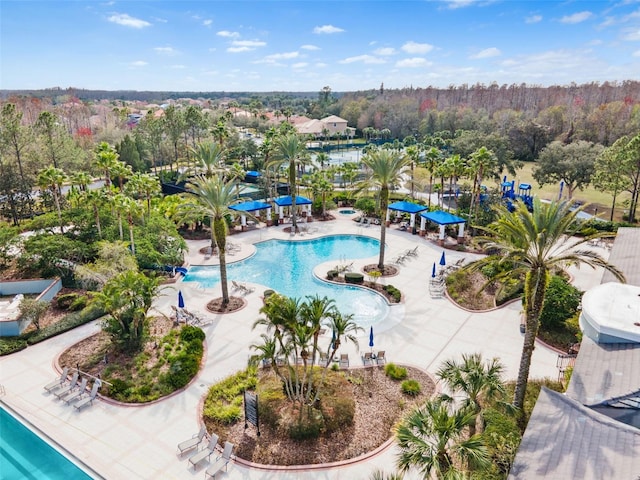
left=0, top=405, right=94, bottom=480
left=184, top=235, right=389, bottom=328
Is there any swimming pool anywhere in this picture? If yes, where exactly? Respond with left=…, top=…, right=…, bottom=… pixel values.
left=0, top=404, right=95, bottom=479
left=184, top=235, right=390, bottom=328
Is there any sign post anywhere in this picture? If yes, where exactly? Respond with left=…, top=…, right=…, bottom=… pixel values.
left=244, top=391, right=260, bottom=436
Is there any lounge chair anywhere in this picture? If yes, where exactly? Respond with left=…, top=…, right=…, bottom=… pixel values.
left=54, top=371, right=79, bottom=399
left=362, top=352, right=374, bottom=366
left=339, top=354, right=349, bottom=369
left=189, top=433, right=219, bottom=470
left=204, top=246, right=213, bottom=260
left=319, top=351, right=329, bottom=367
left=61, top=377, right=87, bottom=405
left=44, top=367, right=69, bottom=392
left=205, top=441, right=234, bottom=479
left=177, top=425, right=207, bottom=456
left=376, top=351, right=386, bottom=365
left=406, top=246, right=419, bottom=257
left=74, top=380, right=101, bottom=411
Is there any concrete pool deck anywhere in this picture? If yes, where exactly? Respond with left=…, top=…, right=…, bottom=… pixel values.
left=0, top=212, right=610, bottom=479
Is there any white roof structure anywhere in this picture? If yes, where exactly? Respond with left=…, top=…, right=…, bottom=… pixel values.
left=580, top=282, right=640, bottom=344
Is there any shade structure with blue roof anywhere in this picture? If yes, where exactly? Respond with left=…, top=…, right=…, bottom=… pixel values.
left=274, top=195, right=313, bottom=221
left=420, top=210, right=466, bottom=245
left=386, top=200, right=428, bottom=231
left=229, top=200, right=272, bottom=229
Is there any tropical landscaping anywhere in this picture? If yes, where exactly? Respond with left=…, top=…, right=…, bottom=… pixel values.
left=0, top=84, right=637, bottom=478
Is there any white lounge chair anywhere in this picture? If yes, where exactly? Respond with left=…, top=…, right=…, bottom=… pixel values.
left=376, top=351, right=386, bottom=365
left=74, top=380, right=101, bottom=411
left=54, top=371, right=79, bottom=399
left=205, top=441, right=234, bottom=479
left=339, top=354, right=349, bottom=369
left=44, top=367, right=69, bottom=392
left=177, top=425, right=207, bottom=455
left=362, top=352, right=374, bottom=367
left=61, top=377, right=87, bottom=405
left=189, top=433, right=219, bottom=470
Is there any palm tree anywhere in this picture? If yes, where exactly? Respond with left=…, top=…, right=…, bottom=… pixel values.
left=189, top=142, right=227, bottom=178
left=124, top=172, right=160, bottom=217
left=269, top=133, right=311, bottom=232
left=182, top=175, right=249, bottom=306
left=308, top=170, right=333, bottom=218
left=95, top=142, right=119, bottom=188
left=423, top=146, right=442, bottom=208
left=37, top=165, right=67, bottom=233
left=467, top=146, right=497, bottom=228
left=357, top=148, right=412, bottom=270
left=396, top=397, right=490, bottom=479
left=473, top=198, right=625, bottom=410
left=437, top=353, right=505, bottom=436
left=405, top=145, right=421, bottom=200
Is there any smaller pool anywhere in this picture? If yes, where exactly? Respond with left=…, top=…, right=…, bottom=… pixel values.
left=339, top=209, right=356, bottom=215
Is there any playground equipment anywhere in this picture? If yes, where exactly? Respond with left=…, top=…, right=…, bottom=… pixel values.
left=501, top=178, right=533, bottom=212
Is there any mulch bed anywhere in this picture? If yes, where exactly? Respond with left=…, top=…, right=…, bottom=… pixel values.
left=214, top=366, right=435, bottom=466
left=206, top=296, right=246, bottom=314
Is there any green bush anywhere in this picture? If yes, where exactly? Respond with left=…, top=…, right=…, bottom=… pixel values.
left=383, top=285, right=401, bottom=302
left=0, top=337, right=28, bottom=356
left=56, top=293, right=81, bottom=310
left=401, top=379, right=421, bottom=396
left=384, top=363, right=407, bottom=381
left=287, top=409, right=324, bottom=440
left=179, top=324, right=206, bottom=343
left=481, top=408, right=522, bottom=478
left=344, top=272, right=364, bottom=284
left=539, top=276, right=582, bottom=330
left=203, top=367, right=258, bottom=426
left=327, top=270, right=338, bottom=280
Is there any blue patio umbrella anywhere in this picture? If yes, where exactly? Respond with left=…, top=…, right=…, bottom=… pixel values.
left=369, top=326, right=374, bottom=350
left=432, top=262, right=437, bottom=278
left=440, top=251, right=446, bottom=266
left=178, top=290, right=185, bottom=309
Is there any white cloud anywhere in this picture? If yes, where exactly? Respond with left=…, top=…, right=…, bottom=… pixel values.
left=443, top=0, right=482, bottom=9
left=525, top=15, right=542, bottom=24
left=313, top=25, right=344, bottom=34
left=203, top=19, right=212, bottom=27
left=339, top=54, right=386, bottom=64
left=374, top=47, right=396, bottom=56
left=315, top=62, right=328, bottom=68
left=129, top=60, right=148, bottom=67
left=396, top=57, right=429, bottom=68
left=108, top=13, right=151, bottom=29
left=154, top=46, right=178, bottom=56
left=227, top=46, right=252, bottom=53
left=217, top=30, right=240, bottom=38
left=560, top=11, right=593, bottom=24
left=401, top=41, right=434, bottom=54
left=232, top=40, right=266, bottom=48
left=633, top=50, right=640, bottom=57
left=301, top=44, right=320, bottom=51
left=265, top=51, right=299, bottom=60
left=621, top=28, right=640, bottom=41
left=292, top=62, right=308, bottom=69
left=470, top=47, right=501, bottom=59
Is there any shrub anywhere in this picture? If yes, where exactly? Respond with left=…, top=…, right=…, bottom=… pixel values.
left=401, top=379, right=421, bottom=396
left=26, top=304, right=105, bottom=345
left=482, top=408, right=522, bottom=477
left=203, top=367, right=258, bottom=426
left=539, top=276, right=582, bottom=330
left=287, top=409, right=323, bottom=440
left=179, top=324, right=206, bottom=343
left=0, top=337, right=28, bottom=356
left=344, top=272, right=364, bottom=284
left=56, top=293, right=81, bottom=310
left=327, top=270, right=338, bottom=280
left=383, top=285, right=401, bottom=302
left=384, top=363, right=407, bottom=381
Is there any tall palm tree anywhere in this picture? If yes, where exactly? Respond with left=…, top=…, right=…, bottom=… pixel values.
left=95, top=142, right=119, bottom=188
left=189, top=142, right=227, bottom=178
left=396, top=397, right=490, bottom=479
left=37, top=165, right=67, bottom=233
left=437, top=353, right=505, bottom=436
left=269, top=133, right=311, bottom=232
left=473, top=198, right=625, bottom=410
left=357, top=148, right=412, bottom=270
left=182, top=175, right=250, bottom=306
left=423, top=146, right=442, bottom=208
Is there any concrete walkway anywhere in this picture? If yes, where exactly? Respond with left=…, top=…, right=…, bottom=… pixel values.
left=0, top=212, right=605, bottom=479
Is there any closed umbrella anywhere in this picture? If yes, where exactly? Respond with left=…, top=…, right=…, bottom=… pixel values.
left=369, top=326, right=374, bottom=352
left=178, top=290, right=185, bottom=309
left=432, top=262, right=437, bottom=278
left=440, top=251, right=446, bottom=266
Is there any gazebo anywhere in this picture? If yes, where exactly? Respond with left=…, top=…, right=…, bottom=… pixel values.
left=386, top=201, right=428, bottom=232
left=420, top=210, right=466, bottom=245
left=273, top=195, right=313, bottom=222
left=229, top=200, right=272, bottom=230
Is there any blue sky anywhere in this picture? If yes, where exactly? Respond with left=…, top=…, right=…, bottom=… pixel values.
left=1, top=1, right=639, bottom=92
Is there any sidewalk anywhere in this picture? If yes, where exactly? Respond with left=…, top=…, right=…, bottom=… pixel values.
left=0, top=212, right=576, bottom=479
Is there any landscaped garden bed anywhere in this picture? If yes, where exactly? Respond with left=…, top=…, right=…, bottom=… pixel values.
left=203, top=364, right=435, bottom=466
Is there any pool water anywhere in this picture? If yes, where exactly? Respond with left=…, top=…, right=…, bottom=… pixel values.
left=184, top=235, right=389, bottom=328
left=0, top=405, right=94, bottom=480
left=339, top=209, right=356, bottom=215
